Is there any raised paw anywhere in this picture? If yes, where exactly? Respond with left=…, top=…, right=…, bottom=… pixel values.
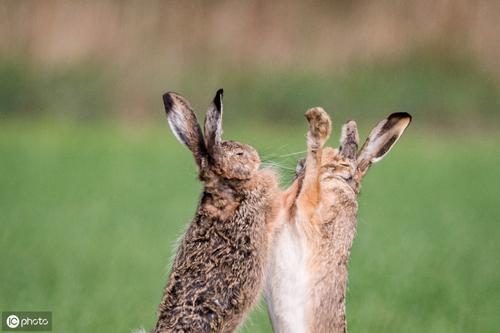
left=305, top=107, right=331, bottom=147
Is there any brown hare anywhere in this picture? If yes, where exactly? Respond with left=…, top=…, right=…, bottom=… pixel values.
left=151, top=89, right=279, bottom=333
left=265, top=108, right=411, bottom=333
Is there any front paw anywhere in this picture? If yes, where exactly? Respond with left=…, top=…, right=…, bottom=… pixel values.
left=305, top=107, right=331, bottom=146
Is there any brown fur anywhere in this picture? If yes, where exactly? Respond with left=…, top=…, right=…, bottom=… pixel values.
left=266, top=108, right=411, bottom=333
left=152, top=90, right=279, bottom=333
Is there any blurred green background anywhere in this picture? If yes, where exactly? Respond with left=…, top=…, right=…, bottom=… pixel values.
left=1, top=1, right=500, bottom=332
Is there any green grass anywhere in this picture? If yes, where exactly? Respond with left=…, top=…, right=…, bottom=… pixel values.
left=1, top=121, right=499, bottom=332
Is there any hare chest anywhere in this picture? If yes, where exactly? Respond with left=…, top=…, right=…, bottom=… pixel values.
left=265, top=217, right=310, bottom=333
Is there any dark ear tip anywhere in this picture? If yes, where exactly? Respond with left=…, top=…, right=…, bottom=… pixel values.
left=213, top=88, right=224, bottom=110
left=162, top=92, right=175, bottom=113
left=388, top=112, right=412, bottom=123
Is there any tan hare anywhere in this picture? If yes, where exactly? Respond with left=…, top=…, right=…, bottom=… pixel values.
left=265, top=108, right=411, bottom=333
left=150, top=89, right=279, bottom=333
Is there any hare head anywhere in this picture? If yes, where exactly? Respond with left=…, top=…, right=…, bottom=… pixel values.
left=163, top=89, right=260, bottom=180
left=300, top=112, right=412, bottom=192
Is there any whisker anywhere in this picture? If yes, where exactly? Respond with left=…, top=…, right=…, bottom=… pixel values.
left=262, top=162, right=296, bottom=171
left=261, top=150, right=306, bottom=161
left=275, top=150, right=307, bottom=158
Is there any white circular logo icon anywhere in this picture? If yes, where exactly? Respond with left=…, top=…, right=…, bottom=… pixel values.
left=6, top=314, right=19, bottom=328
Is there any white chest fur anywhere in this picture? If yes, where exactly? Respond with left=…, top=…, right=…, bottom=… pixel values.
left=265, top=218, right=309, bottom=333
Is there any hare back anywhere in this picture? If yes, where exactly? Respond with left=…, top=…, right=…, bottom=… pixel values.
left=306, top=185, right=358, bottom=333
left=155, top=173, right=277, bottom=333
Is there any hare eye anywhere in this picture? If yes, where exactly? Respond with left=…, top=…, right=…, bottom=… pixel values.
left=236, top=152, right=244, bottom=156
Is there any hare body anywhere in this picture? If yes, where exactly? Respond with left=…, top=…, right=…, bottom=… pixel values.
left=266, top=178, right=357, bottom=333
left=153, top=90, right=279, bottom=333
left=266, top=208, right=310, bottom=333
left=265, top=108, right=411, bottom=333
left=157, top=170, right=277, bottom=333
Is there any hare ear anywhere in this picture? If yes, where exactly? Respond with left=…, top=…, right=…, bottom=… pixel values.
left=163, top=92, right=207, bottom=167
left=356, top=112, right=412, bottom=179
left=339, top=120, right=359, bottom=160
left=204, top=89, right=224, bottom=154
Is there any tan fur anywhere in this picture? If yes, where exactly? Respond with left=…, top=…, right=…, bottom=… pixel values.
left=266, top=109, right=411, bottom=333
